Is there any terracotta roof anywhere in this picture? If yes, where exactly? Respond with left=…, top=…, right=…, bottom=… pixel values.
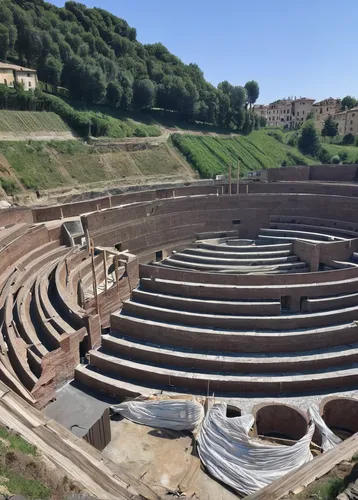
left=0, top=62, right=36, bottom=73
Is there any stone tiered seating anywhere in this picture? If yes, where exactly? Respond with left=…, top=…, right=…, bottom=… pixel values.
left=3, top=174, right=358, bottom=418
left=259, top=227, right=346, bottom=243
left=157, top=238, right=309, bottom=274
left=76, top=248, right=358, bottom=399
left=0, top=222, right=106, bottom=407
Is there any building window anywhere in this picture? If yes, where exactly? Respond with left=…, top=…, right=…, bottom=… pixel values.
left=297, top=112, right=299, bottom=116
left=21, top=79, right=24, bottom=84
left=350, top=120, right=353, bottom=124
left=27, top=73, right=30, bottom=77
left=4, top=79, right=7, bottom=85
left=28, top=81, right=31, bottom=88
left=353, top=113, right=356, bottom=117
left=303, top=110, right=305, bottom=115
left=351, top=128, right=353, bottom=131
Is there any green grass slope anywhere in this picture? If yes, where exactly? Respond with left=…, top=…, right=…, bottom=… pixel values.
left=0, top=140, right=193, bottom=192
left=0, top=110, right=70, bottom=133
left=324, top=143, right=358, bottom=163
left=172, top=130, right=316, bottom=178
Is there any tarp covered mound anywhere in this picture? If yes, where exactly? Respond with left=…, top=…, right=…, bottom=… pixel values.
left=110, top=399, right=204, bottom=431
left=112, top=399, right=342, bottom=496
left=197, top=403, right=315, bottom=496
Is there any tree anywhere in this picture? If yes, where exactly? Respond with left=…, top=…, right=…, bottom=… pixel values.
left=132, top=79, right=155, bottom=109
left=319, top=148, right=331, bottom=163
left=322, top=116, right=338, bottom=137
left=106, top=81, right=123, bottom=107
left=118, top=73, right=133, bottom=109
left=245, top=80, right=259, bottom=108
left=343, top=133, right=355, bottom=145
left=0, top=25, right=10, bottom=61
left=82, top=64, right=106, bottom=103
left=259, top=116, right=267, bottom=128
left=41, top=56, right=63, bottom=87
left=341, top=96, right=357, bottom=111
left=298, top=120, right=321, bottom=157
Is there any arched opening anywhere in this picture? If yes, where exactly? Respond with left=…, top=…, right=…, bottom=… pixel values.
left=253, top=403, right=308, bottom=443
left=226, top=405, right=241, bottom=418
left=322, top=397, right=358, bottom=440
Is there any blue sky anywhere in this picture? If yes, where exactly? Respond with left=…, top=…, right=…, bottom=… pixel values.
left=51, top=0, right=357, bottom=103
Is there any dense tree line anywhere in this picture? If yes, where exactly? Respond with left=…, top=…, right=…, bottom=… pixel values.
left=0, top=0, right=262, bottom=133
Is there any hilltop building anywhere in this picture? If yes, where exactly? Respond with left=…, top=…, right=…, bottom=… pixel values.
left=254, top=96, right=358, bottom=134
left=254, top=97, right=315, bottom=129
left=313, top=98, right=341, bottom=130
left=0, top=62, right=38, bottom=91
left=332, top=107, right=358, bottom=136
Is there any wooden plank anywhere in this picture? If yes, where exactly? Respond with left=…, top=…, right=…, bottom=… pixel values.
left=33, top=425, right=133, bottom=499
left=1, top=391, right=49, bottom=428
left=0, top=402, right=117, bottom=499
left=0, top=391, right=159, bottom=500
left=246, top=434, right=358, bottom=500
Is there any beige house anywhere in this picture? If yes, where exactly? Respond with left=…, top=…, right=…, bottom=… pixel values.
left=313, top=98, right=341, bottom=130
left=0, top=62, right=38, bottom=90
left=253, top=104, right=268, bottom=121
left=332, top=107, right=358, bottom=136
left=254, top=97, right=314, bottom=129
left=266, top=100, right=293, bottom=128
left=291, top=98, right=315, bottom=127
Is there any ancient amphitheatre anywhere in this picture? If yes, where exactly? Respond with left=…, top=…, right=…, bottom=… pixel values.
left=2, top=163, right=358, bottom=498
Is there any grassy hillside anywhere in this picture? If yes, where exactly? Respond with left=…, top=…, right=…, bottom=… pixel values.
left=324, top=143, right=358, bottom=163
left=0, top=140, right=193, bottom=193
left=0, top=111, right=70, bottom=134
left=172, top=130, right=316, bottom=178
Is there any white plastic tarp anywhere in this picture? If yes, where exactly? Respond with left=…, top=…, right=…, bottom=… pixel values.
left=308, top=405, right=342, bottom=451
left=110, top=399, right=205, bottom=431
left=197, top=403, right=314, bottom=496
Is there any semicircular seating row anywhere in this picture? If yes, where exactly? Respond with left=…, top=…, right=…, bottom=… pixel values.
left=0, top=222, right=105, bottom=408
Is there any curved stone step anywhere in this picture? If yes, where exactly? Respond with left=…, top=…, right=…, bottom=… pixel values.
left=169, top=252, right=298, bottom=266
left=132, top=289, right=281, bottom=316
left=197, top=241, right=293, bottom=252
left=182, top=247, right=293, bottom=259
left=111, top=313, right=358, bottom=353
left=86, top=349, right=358, bottom=395
left=122, top=300, right=358, bottom=331
left=260, top=227, right=346, bottom=242
left=160, top=257, right=307, bottom=272
left=102, top=334, right=358, bottom=374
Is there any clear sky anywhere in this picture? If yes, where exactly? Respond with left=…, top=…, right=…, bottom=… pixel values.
left=51, top=0, right=357, bottom=103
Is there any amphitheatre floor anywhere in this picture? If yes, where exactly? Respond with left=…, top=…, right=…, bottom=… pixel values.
left=105, top=417, right=238, bottom=500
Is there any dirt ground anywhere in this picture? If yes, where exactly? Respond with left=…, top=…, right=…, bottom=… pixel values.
left=104, top=417, right=239, bottom=499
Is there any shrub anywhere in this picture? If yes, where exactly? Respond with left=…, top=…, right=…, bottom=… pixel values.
left=133, top=127, right=148, bottom=137
left=331, top=155, right=341, bottom=164
left=343, top=133, right=355, bottom=145
left=338, top=151, right=348, bottom=162
left=319, top=148, right=331, bottom=163
left=0, top=176, right=19, bottom=195
left=267, top=131, right=283, bottom=143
